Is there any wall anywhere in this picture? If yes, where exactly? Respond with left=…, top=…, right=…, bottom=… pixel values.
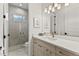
left=8, top=5, right=28, bottom=47
left=29, top=3, right=43, bottom=35
left=28, top=3, right=43, bottom=55
left=42, top=3, right=51, bottom=33
left=28, top=3, right=51, bottom=55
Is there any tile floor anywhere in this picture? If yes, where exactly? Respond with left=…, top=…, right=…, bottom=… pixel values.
left=8, top=44, right=28, bottom=56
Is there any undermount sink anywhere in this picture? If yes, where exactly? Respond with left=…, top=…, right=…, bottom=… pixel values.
left=42, top=35, right=57, bottom=40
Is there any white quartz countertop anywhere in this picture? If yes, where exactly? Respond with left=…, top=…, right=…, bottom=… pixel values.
left=33, top=35, right=79, bottom=55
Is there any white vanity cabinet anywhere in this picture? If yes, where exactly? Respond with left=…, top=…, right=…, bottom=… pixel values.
left=32, top=37, right=79, bottom=56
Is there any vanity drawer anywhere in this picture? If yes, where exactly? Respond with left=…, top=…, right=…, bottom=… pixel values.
left=33, top=37, right=38, bottom=44
left=37, top=39, right=55, bottom=56
left=55, top=47, right=74, bottom=56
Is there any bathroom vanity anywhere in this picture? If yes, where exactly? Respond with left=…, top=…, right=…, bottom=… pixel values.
left=32, top=35, right=79, bottom=56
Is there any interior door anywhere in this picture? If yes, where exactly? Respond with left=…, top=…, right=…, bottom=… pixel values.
left=0, top=3, right=4, bottom=56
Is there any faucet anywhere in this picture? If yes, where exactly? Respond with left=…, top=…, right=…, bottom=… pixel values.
left=50, top=32, right=54, bottom=37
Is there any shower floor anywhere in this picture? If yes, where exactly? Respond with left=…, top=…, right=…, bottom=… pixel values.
left=8, top=44, right=29, bottom=56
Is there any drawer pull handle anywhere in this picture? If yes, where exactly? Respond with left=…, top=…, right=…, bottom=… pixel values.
left=59, top=51, right=62, bottom=53
left=59, top=51, right=65, bottom=55
left=38, top=45, right=42, bottom=47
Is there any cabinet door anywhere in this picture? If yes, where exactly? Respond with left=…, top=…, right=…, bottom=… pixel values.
left=42, top=42, right=55, bottom=56
left=49, top=46, right=55, bottom=56
left=33, top=42, right=38, bottom=56
left=55, top=47, right=74, bottom=56
left=32, top=38, right=55, bottom=56
left=33, top=39, right=38, bottom=56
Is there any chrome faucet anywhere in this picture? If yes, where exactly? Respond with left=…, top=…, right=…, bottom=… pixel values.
left=50, top=32, right=54, bottom=37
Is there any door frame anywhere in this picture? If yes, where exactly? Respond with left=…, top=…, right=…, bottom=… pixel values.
left=3, top=3, right=9, bottom=56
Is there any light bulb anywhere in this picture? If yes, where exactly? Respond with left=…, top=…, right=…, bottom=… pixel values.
left=65, top=3, right=69, bottom=6
left=48, top=10, right=50, bottom=14
left=57, top=4, right=61, bottom=10
left=54, top=3, right=58, bottom=7
left=44, top=8, right=48, bottom=13
left=52, top=7, right=55, bottom=12
left=48, top=5, right=52, bottom=10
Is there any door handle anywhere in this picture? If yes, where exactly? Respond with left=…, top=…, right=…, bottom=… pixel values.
left=3, top=35, right=6, bottom=39
left=0, top=46, right=2, bottom=50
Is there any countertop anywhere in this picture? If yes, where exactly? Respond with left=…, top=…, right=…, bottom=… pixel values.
left=33, top=35, right=79, bottom=55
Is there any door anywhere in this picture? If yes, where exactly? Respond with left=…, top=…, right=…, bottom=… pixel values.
left=20, top=15, right=28, bottom=43
left=9, top=5, right=28, bottom=47
left=0, top=3, right=4, bottom=56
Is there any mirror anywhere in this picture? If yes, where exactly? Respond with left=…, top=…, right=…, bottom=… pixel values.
left=51, top=3, right=79, bottom=37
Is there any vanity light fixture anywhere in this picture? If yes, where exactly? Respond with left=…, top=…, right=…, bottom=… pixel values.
left=48, top=10, right=50, bottom=14
left=57, top=4, right=61, bottom=10
left=54, top=3, right=58, bottom=7
left=44, top=3, right=70, bottom=14
left=44, top=8, right=48, bottom=13
left=48, top=5, right=52, bottom=11
left=52, top=7, right=55, bottom=12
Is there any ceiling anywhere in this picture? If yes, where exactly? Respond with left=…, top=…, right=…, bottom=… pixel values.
left=9, top=3, right=28, bottom=10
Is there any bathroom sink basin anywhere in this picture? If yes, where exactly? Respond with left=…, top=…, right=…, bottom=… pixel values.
left=42, top=36, right=57, bottom=40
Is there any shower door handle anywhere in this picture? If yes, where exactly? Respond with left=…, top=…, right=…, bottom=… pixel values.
left=23, top=32, right=24, bottom=34
left=20, top=32, right=21, bottom=34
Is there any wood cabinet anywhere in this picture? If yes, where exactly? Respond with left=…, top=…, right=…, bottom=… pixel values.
left=32, top=37, right=79, bottom=56
left=32, top=37, right=55, bottom=56
left=55, top=47, right=73, bottom=56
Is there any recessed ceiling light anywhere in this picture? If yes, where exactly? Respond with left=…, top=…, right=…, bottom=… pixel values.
left=19, top=3, right=22, bottom=6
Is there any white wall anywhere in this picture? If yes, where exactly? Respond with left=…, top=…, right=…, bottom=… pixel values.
left=42, top=3, right=51, bottom=33
left=28, top=3, right=51, bottom=55
left=28, top=3, right=43, bottom=55
left=29, top=3, right=51, bottom=38
left=29, top=3, right=43, bottom=36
